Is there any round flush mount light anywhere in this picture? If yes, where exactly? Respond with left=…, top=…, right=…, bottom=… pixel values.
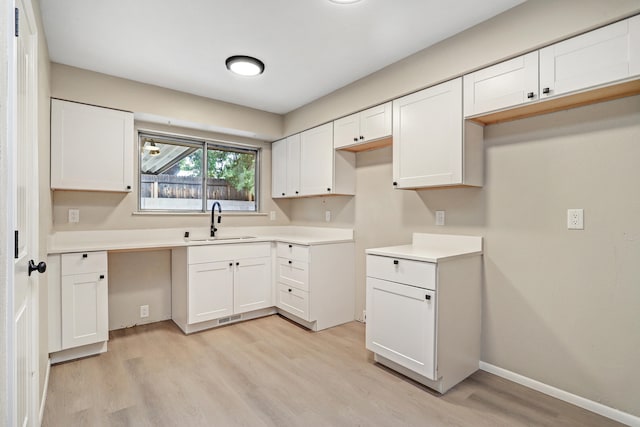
left=328, top=0, right=362, bottom=3
left=225, top=55, right=265, bottom=77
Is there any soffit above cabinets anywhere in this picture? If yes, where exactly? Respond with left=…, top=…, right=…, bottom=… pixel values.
left=40, top=0, right=525, bottom=114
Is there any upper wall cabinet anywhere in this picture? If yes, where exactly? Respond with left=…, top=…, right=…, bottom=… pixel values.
left=51, top=99, right=134, bottom=192
left=334, top=102, right=392, bottom=151
left=464, top=51, right=539, bottom=117
left=272, top=123, right=355, bottom=198
left=540, top=14, right=640, bottom=99
left=271, top=134, right=301, bottom=198
left=393, top=78, right=483, bottom=189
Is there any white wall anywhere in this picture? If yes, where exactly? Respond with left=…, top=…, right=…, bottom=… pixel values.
left=283, top=1, right=640, bottom=417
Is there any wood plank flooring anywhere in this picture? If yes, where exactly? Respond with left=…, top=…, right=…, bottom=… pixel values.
left=43, top=315, right=622, bottom=426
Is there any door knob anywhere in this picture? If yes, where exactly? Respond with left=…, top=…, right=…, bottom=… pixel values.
left=28, top=260, right=47, bottom=276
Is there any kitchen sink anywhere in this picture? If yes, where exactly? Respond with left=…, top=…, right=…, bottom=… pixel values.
left=190, top=236, right=256, bottom=242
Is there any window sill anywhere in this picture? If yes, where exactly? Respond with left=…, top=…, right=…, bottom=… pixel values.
left=132, top=211, right=268, bottom=217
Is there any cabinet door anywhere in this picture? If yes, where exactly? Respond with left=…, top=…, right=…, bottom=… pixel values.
left=188, top=261, right=233, bottom=324
left=540, top=15, right=640, bottom=99
left=234, top=257, right=272, bottom=314
left=360, top=102, right=392, bottom=142
left=61, top=272, right=108, bottom=349
left=271, top=138, right=287, bottom=198
left=366, top=277, right=436, bottom=380
left=464, top=52, right=539, bottom=117
left=300, top=123, right=334, bottom=195
left=51, top=99, right=133, bottom=192
left=286, top=134, right=301, bottom=196
left=333, top=113, right=360, bottom=149
left=393, top=78, right=463, bottom=188
left=276, top=283, right=310, bottom=321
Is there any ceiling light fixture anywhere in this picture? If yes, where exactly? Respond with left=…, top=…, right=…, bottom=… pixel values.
left=225, top=55, right=265, bottom=77
left=143, top=140, right=161, bottom=156
left=328, top=0, right=362, bottom=4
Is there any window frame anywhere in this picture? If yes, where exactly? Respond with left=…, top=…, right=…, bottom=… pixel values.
left=138, top=131, right=260, bottom=213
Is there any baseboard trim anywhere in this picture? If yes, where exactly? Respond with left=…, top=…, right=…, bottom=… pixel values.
left=479, top=361, right=639, bottom=427
left=39, top=359, right=51, bottom=424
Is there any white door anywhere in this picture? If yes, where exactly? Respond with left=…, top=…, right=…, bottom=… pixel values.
left=233, top=257, right=271, bottom=314
left=366, top=278, right=436, bottom=380
left=359, top=102, right=392, bottom=142
left=61, top=273, right=108, bottom=349
left=333, top=112, right=359, bottom=149
left=392, top=78, right=463, bottom=188
left=300, top=123, right=333, bottom=196
left=271, top=138, right=287, bottom=198
left=9, top=0, right=41, bottom=425
left=286, top=134, right=301, bottom=196
left=188, top=261, right=233, bottom=324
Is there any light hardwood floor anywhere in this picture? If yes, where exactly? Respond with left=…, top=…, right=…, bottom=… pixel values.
left=43, top=315, right=622, bottom=426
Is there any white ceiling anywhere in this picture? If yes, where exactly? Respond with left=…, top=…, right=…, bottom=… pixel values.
left=40, top=0, right=525, bottom=115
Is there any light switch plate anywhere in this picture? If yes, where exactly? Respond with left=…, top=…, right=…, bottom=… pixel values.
left=68, top=208, right=80, bottom=223
left=325, top=210, right=331, bottom=222
left=435, top=210, right=445, bottom=226
left=269, top=211, right=276, bottom=221
left=567, top=209, right=584, bottom=230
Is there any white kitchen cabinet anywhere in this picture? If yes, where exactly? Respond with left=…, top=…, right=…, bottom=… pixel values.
left=271, top=134, right=301, bottom=198
left=51, top=99, right=134, bottom=192
left=275, top=241, right=355, bottom=331
left=48, top=251, right=109, bottom=363
left=334, top=102, right=392, bottom=150
left=464, top=52, right=539, bottom=117
left=366, top=234, right=482, bottom=394
left=300, top=123, right=334, bottom=195
left=392, top=78, right=483, bottom=189
left=172, top=242, right=272, bottom=334
left=540, top=14, right=640, bottom=100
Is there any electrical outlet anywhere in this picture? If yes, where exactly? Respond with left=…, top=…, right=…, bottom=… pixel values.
left=435, top=210, right=445, bottom=226
left=269, top=211, right=276, bottom=221
left=140, top=305, right=149, bottom=318
left=567, top=209, right=584, bottom=230
left=325, top=210, right=331, bottom=222
left=68, top=208, right=80, bottom=223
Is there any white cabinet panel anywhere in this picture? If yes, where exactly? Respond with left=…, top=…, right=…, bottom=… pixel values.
left=51, top=99, right=133, bottom=192
left=276, top=283, right=310, bottom=321
left=271, top=138, right=287, bottom=198
left=286, top=134, right=301, bottom=196
left=540, top=15, right=640, bottom=98
left=464, top=51, right=539, bottom=116
left=366, top=277, right=436, bottom=380
left=61, top=272, right=108, bottom=349
left=277, top=258, right=309, bottom=292
left=188, top=261, right=233, bottom=324
left=334, top=102, right=392, bottom=150
left=393, top=78, right=478, bottom=189
left=234, top=257, right=272, bottom=314
left=300, top=123, right=334, bottom=195
left=333, top=113, right=360, bottom=149
left=366, top=255, right=436, bottom=290
left=276, top=242, right=309, bottom=262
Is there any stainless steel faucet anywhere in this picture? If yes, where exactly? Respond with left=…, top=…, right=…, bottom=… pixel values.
left=210, top=201, right=222, bottom=237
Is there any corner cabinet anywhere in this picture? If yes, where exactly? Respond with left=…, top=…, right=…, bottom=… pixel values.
left=171, top=242, right=273, bottom=334
left=392, top=78, right=483, bottom=189
left=51, top=99, right=134, bottom=192
left=272, top=123, right=355, bottom=198
left=334, top=102, right=392, bottom=151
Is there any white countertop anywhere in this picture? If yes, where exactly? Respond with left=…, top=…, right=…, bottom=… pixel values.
left=48, top=226, right=354, bottom=254
left=366, top=233, right=482, bottom=263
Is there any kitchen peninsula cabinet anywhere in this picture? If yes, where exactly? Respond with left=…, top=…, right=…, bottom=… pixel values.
left=392, top=78, right=483, bottom=189
left=51, top=99, right=134, bottom=192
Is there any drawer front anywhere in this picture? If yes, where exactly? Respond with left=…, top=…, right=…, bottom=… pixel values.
left=276, top=242, right=309, bottom=262
left=276, top=283, right=310, bottom=321
left=61, top=251, right=108, bottom=276
left=366, top=255, right=436, bottom=290
left=189, top=242, right=270, bottom=265
left=277, top=258, right=309, bottom=291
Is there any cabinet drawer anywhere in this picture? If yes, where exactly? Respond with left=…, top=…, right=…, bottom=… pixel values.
left=276, top=283, right=310, bottom=321
left=277, top=258, right=309, bottom=291
left=366, top=255, right=436, bottom=290
left=61, top=251, right=107, bottom=276
left=188, top=242, right=270, bottom=265
left=276, top=242, right=309, bottom=262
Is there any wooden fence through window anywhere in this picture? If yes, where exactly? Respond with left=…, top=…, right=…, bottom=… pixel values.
left=141, top=174, right=253, bottom=201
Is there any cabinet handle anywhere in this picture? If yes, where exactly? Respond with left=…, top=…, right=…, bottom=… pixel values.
left=288, top=260, right=292, bottom=264
left=359, top=135, right=364, bottom=140
left=229, top=262, right=233, bottom=267
left=99, top=274, right=105, bottom=279
left=281, top=192, right=285, bottom=196
left=353, top=137, right=358, bottom=142
left=543, top=87, right=550, bottom=94
left=425, top=294, right=431, bottom=300
left=82, top=253, right=88, bottom=259
left=295, top=191, right=299, bottom=194
left=288, top=244, right=292, bottom=248
left=327, top=188, right=331, bottom=192
left=288, top=288, right=292, bottom=293
left=126, top=185, right=131, bottom=190
left=393, top=259, right=399, bottom=265
left=236, top=262, right=240, bottom=266
left=392, top=182, right=397, bottom=186
left=527, top=92, right=534, bottom=99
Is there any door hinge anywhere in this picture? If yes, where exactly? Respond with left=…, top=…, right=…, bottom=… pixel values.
left=14, top=8, right=19, bottom=37
left=14, top=230, right=19, bottom=259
